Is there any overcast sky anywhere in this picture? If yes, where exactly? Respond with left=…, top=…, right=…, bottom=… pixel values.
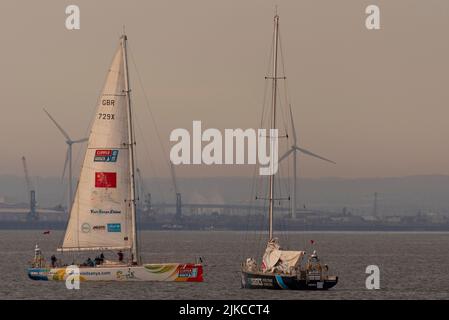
left=0, top=0, right=448, bottom=179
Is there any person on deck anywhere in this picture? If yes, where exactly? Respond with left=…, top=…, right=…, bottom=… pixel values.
left=99, top=253, right=105, bottom=264
left=86, top=257, right=94, bottom=267
left=50, top=255, right=57, bottom=267
left=117, top=250, right=124, bottom=262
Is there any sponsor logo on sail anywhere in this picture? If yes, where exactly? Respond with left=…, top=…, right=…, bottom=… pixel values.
left=90, top=209, right=122, bottom=215
left=94, top=149, right=118, bottom=162
left=95, top=172, right=117, bottom=188
left=107, top=223, right=121, bottom=232
left=81, top=223, right=91, bottom=233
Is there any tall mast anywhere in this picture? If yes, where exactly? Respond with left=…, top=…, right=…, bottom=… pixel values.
left=268, top=14, right=279, bottom=241
left=121, top=34, right=139, bottom=264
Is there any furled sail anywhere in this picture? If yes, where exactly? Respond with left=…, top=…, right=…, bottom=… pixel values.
left=262, top=238, right=305, bottom=274
left=58, top=40, right=133, bottom=252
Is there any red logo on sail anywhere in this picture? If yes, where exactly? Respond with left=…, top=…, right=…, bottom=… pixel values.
left=95, top=150, right=112, bottom=156
left=95, top=172, right=117, bottom=188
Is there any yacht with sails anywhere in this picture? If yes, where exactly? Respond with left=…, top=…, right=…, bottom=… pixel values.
left=28, top=34, right=203, bottom=282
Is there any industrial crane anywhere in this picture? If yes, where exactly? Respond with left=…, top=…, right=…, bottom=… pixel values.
left=170, top=162, right=182, bottom=221
left=136, top=168, right=152, bottom=215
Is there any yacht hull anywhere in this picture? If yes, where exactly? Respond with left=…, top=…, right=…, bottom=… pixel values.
left=28, top=263, right=203, bottom=282
left=241, top=270, right=337, bottom=290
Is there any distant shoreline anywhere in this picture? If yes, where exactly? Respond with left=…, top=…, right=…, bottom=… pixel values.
left=1, top=221, right=448, bottom=232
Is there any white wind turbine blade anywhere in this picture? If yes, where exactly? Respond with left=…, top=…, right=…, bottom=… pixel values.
left=61, top=148, right=69, bottom=183
left=278, top=148, right=295, bottom=164
left=289, top=104, right=297, bottom=145
left=294, top=146, right=336, bottom=164
left=43, top=108, right=71, bottom=141
left=72, top=137, right=88, bottom=144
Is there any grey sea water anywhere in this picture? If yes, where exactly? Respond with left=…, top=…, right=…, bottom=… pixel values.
left=0, top=230, right=448, bottom=299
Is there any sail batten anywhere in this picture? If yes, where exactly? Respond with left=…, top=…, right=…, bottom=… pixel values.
left=60, top=40, right=134, bottom=252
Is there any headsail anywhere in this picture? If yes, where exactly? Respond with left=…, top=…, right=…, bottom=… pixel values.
left=58, top=38, right=134, bottom=252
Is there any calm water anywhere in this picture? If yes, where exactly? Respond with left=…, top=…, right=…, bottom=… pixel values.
left=0, top=230, right=448, bottom=299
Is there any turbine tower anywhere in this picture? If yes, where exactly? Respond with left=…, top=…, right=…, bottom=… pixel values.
left=278, top=104, right=336, bottom=219
left=373, top=192, right=378, bottom=217
left=44, top=108, right=87, bottom=213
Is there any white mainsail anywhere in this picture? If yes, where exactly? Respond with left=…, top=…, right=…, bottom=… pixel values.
left=58, top=38, right=135, bottom=252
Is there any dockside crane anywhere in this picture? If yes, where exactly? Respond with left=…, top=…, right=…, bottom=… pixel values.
left=136, top=168, right=152, bottom=215
left=170, top=162, right=182, bottom=221
left=22, top=156, right=38, bottom=221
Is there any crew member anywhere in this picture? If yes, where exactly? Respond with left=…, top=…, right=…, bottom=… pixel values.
left=117, top=250, right=124, bottom=262
left=50, top=255, right=57, bottom=267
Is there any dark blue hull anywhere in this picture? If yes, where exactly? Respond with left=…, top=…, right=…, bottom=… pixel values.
left=28, top=268, right=50, bottom=281
left=241, top=271, right=338, bottom=290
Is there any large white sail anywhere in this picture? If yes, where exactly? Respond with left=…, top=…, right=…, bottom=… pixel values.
left=59, top=39, right=134, bottom=252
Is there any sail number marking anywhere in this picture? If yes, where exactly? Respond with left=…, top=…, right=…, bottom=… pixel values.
left=98, top=113, right=115, bottom=120
left=102, top=99, right=115, bottom=106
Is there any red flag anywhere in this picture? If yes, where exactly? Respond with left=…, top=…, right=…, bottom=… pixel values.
left=43, top=230, right=50, bottom=235
left=95, top=172, right=117, bottom=188
left=310, top=240, right=315, bottom=245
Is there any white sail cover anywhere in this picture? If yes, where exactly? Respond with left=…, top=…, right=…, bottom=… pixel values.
left=59, top=42, right=133, bottom=251
left=262, top=238, right=305, bottom=273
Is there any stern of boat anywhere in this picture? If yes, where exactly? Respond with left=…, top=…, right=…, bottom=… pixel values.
left=28, top=268, right=50, bottom=281
left=142, top=263, right=203, bottom=282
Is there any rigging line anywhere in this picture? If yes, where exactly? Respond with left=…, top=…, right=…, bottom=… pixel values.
left=245, top=53, right=274, bottom=258
left=260, top=25, right=276, bottom=130
left=242, top=154, right=259, bottom=258
left=278, top=34, right=293, bottom=146
left=256, top=179, right=270, bottom=255
left=278, top=25, right=296, bottom=248
left=250, top=176, right=263, bottom=259
left=133, top=100, right=166, bottom=202
left=279, top=157, right=292, bottom=246
left=277, top=87, right=289, bottom=142
left=279, top=31, right=292, bottom=119
left=260, top=198, right=269, bottom=255
left=254, top=173, right=266, bottom=253
left=275, top=40, right=289, bottom=140
left=246, top=31, right=276, bottom=259
left=127, top=44, right=178, bottom=196
left=132, top=136, right=144, bottom=263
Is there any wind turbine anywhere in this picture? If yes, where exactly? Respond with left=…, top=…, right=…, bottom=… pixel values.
left=278, top=104, right=336, bottom=219
left=44, top=108, right=88, bottom=213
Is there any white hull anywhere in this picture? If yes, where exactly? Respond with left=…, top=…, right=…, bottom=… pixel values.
left=28, top=263, right=203, bottom=282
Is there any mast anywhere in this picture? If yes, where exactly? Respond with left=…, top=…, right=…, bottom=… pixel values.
left=121, top=34, right=139, bottom=264
left=68, top=143, right=72, bottom=214
left=268, top=14, right=279, bottom=241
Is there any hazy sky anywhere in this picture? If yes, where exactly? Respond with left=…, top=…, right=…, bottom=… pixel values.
left=1, top=0, right=448, bottom=179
